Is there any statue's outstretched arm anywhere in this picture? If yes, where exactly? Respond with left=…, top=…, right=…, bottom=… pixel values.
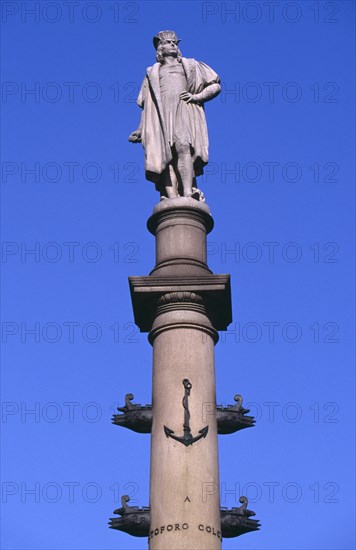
left=128, top=110, right=143, bottom=143
left=128, top=76, right=147, bottom=142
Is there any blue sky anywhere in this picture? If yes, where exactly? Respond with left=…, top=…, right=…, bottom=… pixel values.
left=1, top=1, right=355, bottom=549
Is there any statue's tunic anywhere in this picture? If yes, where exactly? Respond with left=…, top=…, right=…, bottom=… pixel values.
left=137, top=58, right=220, bottom=184
left=159, top=63, right=191, bottom=147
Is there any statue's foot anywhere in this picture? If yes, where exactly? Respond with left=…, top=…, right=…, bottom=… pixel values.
left=162, top=192, right=181, bottom=200
left=191, top=187, right=206, bottom=202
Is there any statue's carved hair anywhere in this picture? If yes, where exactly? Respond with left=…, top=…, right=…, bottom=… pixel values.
left=156, top=44, right=182, bottom=64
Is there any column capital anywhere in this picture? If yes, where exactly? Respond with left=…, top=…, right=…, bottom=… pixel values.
left=129, top=274, right=232, bottom=332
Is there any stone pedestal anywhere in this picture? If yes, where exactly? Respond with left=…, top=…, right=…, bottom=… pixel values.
left=129, top=198, right=232, bottom=550
left=147, top=197, right=213, bottom=277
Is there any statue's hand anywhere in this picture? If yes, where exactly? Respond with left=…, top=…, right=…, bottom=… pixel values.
left=180, top=91, right=198, bottom=104
left=128, top=130, right=142, bottom=143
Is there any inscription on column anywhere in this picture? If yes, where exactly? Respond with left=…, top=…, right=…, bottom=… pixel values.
left=148, top=523, right=222, bottom=542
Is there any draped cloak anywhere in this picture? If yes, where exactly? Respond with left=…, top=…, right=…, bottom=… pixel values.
left=136, top=57, right=220, bottom=184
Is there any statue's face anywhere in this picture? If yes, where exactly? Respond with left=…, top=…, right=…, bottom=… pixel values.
left=160, top=39, right=178, bottom=57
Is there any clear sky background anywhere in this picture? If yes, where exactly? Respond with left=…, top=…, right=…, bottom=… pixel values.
left=1, top=1, right=355, bottom=549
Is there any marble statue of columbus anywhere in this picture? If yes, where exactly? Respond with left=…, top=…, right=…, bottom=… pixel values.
left=128, top=30, right=221, bottom=200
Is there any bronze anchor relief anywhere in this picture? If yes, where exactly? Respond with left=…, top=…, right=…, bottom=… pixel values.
left=164, top=379, right=209, bottom=447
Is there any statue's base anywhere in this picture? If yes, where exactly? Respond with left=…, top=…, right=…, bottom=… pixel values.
left=129, top=197, right=231, bottom=333
left=147, top=197, right=214, bottom=277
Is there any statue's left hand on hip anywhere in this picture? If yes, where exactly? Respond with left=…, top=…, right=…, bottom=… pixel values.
left=180, top=91, right=198, bottom=104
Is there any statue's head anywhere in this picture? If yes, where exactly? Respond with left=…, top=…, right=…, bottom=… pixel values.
left=153, top=30, right=182, bottom=63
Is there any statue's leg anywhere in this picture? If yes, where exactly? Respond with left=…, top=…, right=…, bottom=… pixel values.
left=175, top=140, right=193, bottom=197
left=161, top=165, right=179, bottom=198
